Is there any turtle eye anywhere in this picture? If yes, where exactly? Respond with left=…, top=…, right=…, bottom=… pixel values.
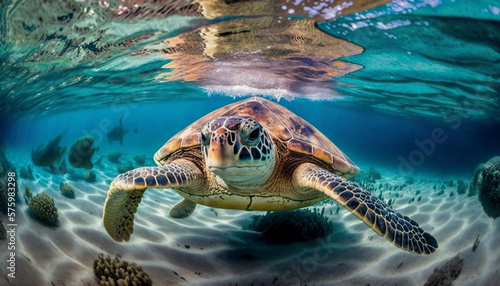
left=248, top=128, right=260, bottom=142
left=201, top=132, right=209, bottom=145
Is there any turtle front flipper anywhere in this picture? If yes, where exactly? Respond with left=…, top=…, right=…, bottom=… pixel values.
left=292, top=163, right=438, bottom=254
left=103, top=159, right=203, bottom=242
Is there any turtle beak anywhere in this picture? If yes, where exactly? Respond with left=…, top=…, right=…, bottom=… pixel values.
left=205, top=129, right=236, bottom=170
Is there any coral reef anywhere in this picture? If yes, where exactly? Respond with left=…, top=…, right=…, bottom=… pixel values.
left=31, top=135, right=67, bottom=168
left=456, top=180, right=468, bottom=195
left=19, top=166, right=35, bottom=180
left=93, top=253, right=152, bottom=286
left=68, top=136, right=98, bottom=169
left=28, top=192, right=59, bottom=226
left=133, top=155, right=146, bottom=165
left=60, top=182, right=75, bottom=198
left=84, top=171, right=97, bottom=183
left=472, top=157, right=500, bottom=218
left=108, top=152, right=122, bottom=164
left=24, top=185, right=32, bottom=204
left=424, top=255, right=464, bottom=286
left=249, top=208, right=333, bottom=243
left=118, top=162, right=134, bottom=173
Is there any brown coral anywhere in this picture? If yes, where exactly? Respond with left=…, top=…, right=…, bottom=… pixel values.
left=60, top=182, right=75, bottom=198
left=93, top=253, right=152, bottom=286
left=84, top=170, right=97, bottom=183
left=28, top=192, right=59, bottom=226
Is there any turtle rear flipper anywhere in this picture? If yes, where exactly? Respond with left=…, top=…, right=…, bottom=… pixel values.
left=103, top=159, right=203, bottom=242
left=292, top=163, right=438, bottom=255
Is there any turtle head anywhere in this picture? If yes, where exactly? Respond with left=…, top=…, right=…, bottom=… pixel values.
left=201, top=116, right=275, bottom=185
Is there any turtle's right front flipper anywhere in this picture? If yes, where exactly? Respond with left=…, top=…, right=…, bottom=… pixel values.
left=103, top=159, right=203, bottom=242
left=293, top=163, right=438, bottom=254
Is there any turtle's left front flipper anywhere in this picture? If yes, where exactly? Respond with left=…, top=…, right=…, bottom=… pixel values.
left=103, top=159, right=203, bottom=242
left=292, top=163, right=438, bottom=254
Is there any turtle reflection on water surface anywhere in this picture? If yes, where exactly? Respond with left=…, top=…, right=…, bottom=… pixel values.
left=103, top=97, right=438, bottom=254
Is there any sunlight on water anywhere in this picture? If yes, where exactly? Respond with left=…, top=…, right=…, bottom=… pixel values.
left=0, top=0, right=498, bottom=120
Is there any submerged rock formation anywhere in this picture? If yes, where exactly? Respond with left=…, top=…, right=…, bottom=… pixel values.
left=68, top=136, right=98, bottom=169
left=93, top=253, right=152, bottom=286
left=31, top=135, right=67, bottom=168
left=471, top=157, right=500, bottom=218
left=249, top=208, right=332, bottom=243
left=424, top=255, right=464, bottom=286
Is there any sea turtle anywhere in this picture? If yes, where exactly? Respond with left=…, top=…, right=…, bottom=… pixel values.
left=103, top=97, right=438, bottom=254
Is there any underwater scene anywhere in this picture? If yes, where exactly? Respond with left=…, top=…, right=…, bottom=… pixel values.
left=1, top=0, right=500, bottom=285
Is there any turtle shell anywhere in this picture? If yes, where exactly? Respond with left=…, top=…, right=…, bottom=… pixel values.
left=154, top=97, right=360, bottom=177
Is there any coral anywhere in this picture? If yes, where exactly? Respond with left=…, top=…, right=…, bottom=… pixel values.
left=60, top=182, right=75, bottom=198
left=424, top=255, right=464, bottom=286
left=20, top=166, right=35, bottom=180
left=93, top=253, right=152, bottom=286
left=473, top=157, right=500, bottom=218
left=28, top=192, right=59, bottom=226
left=68, top=136, right=98, bottom=169
left=84, top=171, right=97, bottom=183
left=24, top=185, right=32, bottom=204
left=249, top=208, right=333, bottom=243
left=108, top=152, right=122, bottom=164
left=118, top=162, right=134, bottom=174
left=456, top=180, right=468, bottom=195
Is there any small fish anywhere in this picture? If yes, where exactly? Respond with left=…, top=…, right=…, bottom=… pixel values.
left=106, top=116, right=138, bottom=145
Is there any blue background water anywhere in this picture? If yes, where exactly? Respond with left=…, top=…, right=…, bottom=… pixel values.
left=4, top=95, right=499, bottom=178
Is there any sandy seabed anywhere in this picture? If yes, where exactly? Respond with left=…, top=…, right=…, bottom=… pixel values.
left=1, top=153, right=499, bottom=286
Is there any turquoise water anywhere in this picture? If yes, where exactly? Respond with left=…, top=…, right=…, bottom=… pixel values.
left=1, top=0, right=500, bottom=285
